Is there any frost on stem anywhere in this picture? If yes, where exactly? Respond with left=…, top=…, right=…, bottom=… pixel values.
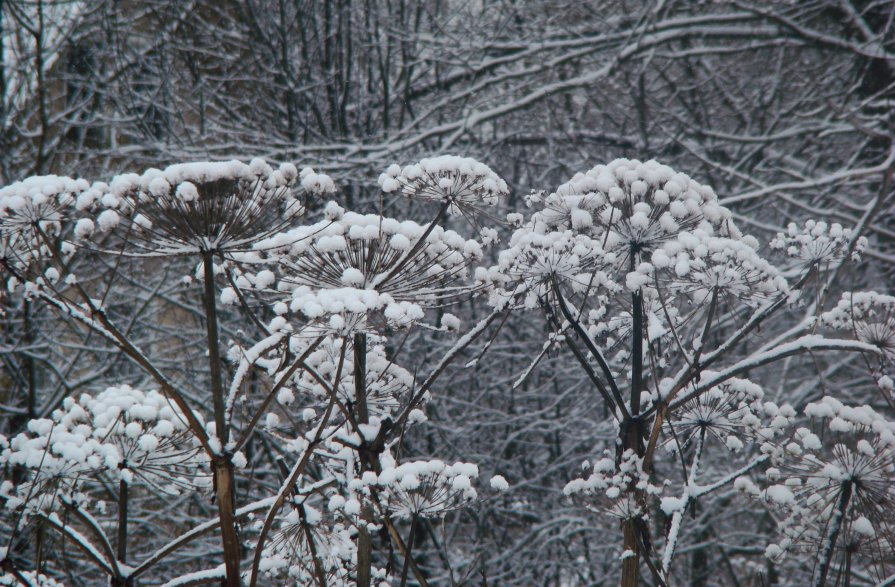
left=822, top=291, right=895, bottom=362
left=1, top=385, right=209, bottom=515
left=91, top=159, right=334, bottom=255
left=744, top=397, right=895, bottom=583
left=378, top=155, right=508, bottom=220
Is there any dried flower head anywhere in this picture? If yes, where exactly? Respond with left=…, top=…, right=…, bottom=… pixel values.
left=648, top=231, right=788, bottom=307
left=770, top=220, right=866, bottom=265
left=376, top=459, right=479, bottom=520
left=667, top=376, right=765, bottom=452
left=750, top=397, right=895, bottom=584
left=0, top=175, right=90, bottom=280
left=822, top=291, right=895, bottom=362
left=96, top=159, right=334, bottom=255
left=535, top=159, right=745, bottom=272
left=378, top=155, right=508, bottom=219
left=287, top=336, right=414, bottom=421
left=564, top=450, right=662, bottom=521
left=255, top=211, right=483, bottom=332
left=260, top=503, right=357, bottom=585
left=2, top=385, right=208, bottom=513
left=488, top=229, right=613, bottom=309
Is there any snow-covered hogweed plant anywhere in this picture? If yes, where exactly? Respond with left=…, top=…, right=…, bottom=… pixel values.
left=822, top=291, right=895, bottom=364
left=0, top=176, right=95, bottom=292
left=0, top=155, right=510, bottom=587
left=2, top=385, right=207, bottom=513
left=378, top=155, right=508, bottom=221
left=770, top=220, right=867, bottom=267
left=242, top=160, right=504, bottom=584
left=485, top=158, right=881, bottom=586
left=82, top=159, right=335, bottom=255
left=0, top=153, right=886, bottom=587
left=738, top=397, right=895, bottom=586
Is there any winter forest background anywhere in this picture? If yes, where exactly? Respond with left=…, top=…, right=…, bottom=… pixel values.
left=1, top=1, right=895, bottom=586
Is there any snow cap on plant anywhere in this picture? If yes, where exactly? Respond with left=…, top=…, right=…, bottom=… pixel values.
left=376, top=458, right=479, bottom=520
left=770, top=220, right=866, bottom=265
left=259, top=503, right=359, bottom=585
left=0, top=175, right=90, bottom=284
left=487, top=229, right=615, bottom=308
left=286, top=336, right=414, bottom=422
left=378, top=155, right=508, bottom=218
left=821, top=291, right=895, bottom=362
left=750, top=397, right=895, bottom=582
left=0, top=570, right=66, bottom=587
left=255, top=211, right=484, bottom=332
left=2, top=385, right=209, bottom=514
left=647, top=230, right=788, bottom=307
left=564, top=449, right=662, bottom=521
left=666, top=376, right=766, bottom=453
left=94, top=159, right=334, bottom=255
left=535, top=159, right=744, bottom=264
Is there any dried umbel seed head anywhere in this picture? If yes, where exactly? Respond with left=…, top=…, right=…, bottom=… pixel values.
left=487, top=229, right=615, bottom=309
left=378, top=155, right=508, bottom=219
left=535, top=159, right=745, bottom=271
left=260, top=504, right=357, bottom=585
left=0, top=175, right=91, bottom=279
left=747, top=397, right=895, bottom=582
left=770, top=220, right=866, bottom=266
left=2, top=384, right=209, bottom=514
left=564, top=449, right=662, bottom=521
left=287, top=336, right=413, bottom=420
left=648, top=231, right=789, bottom=307
left=822, top=291, right=895, bottom=362
left=251, top=211, right=484, bottom=333
left=667, top=376, right=765, bottom=452
left=376, top=459, right=479, bottom=520
left=95, top=159, right=334, bottom=255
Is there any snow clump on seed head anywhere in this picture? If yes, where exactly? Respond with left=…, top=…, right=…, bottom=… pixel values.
left=535, top=159, right=743, bottom=269
left=94, top=159, right=334, bottom=255
left=379, top=155, right=508, bottom=217
left=2, top=385, right=208, bottom=514
left=770, top=220, right=866, bottom=266
left=746, top=397, right=895, bottom=578
left=821, top=291, right=895, bottom=362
